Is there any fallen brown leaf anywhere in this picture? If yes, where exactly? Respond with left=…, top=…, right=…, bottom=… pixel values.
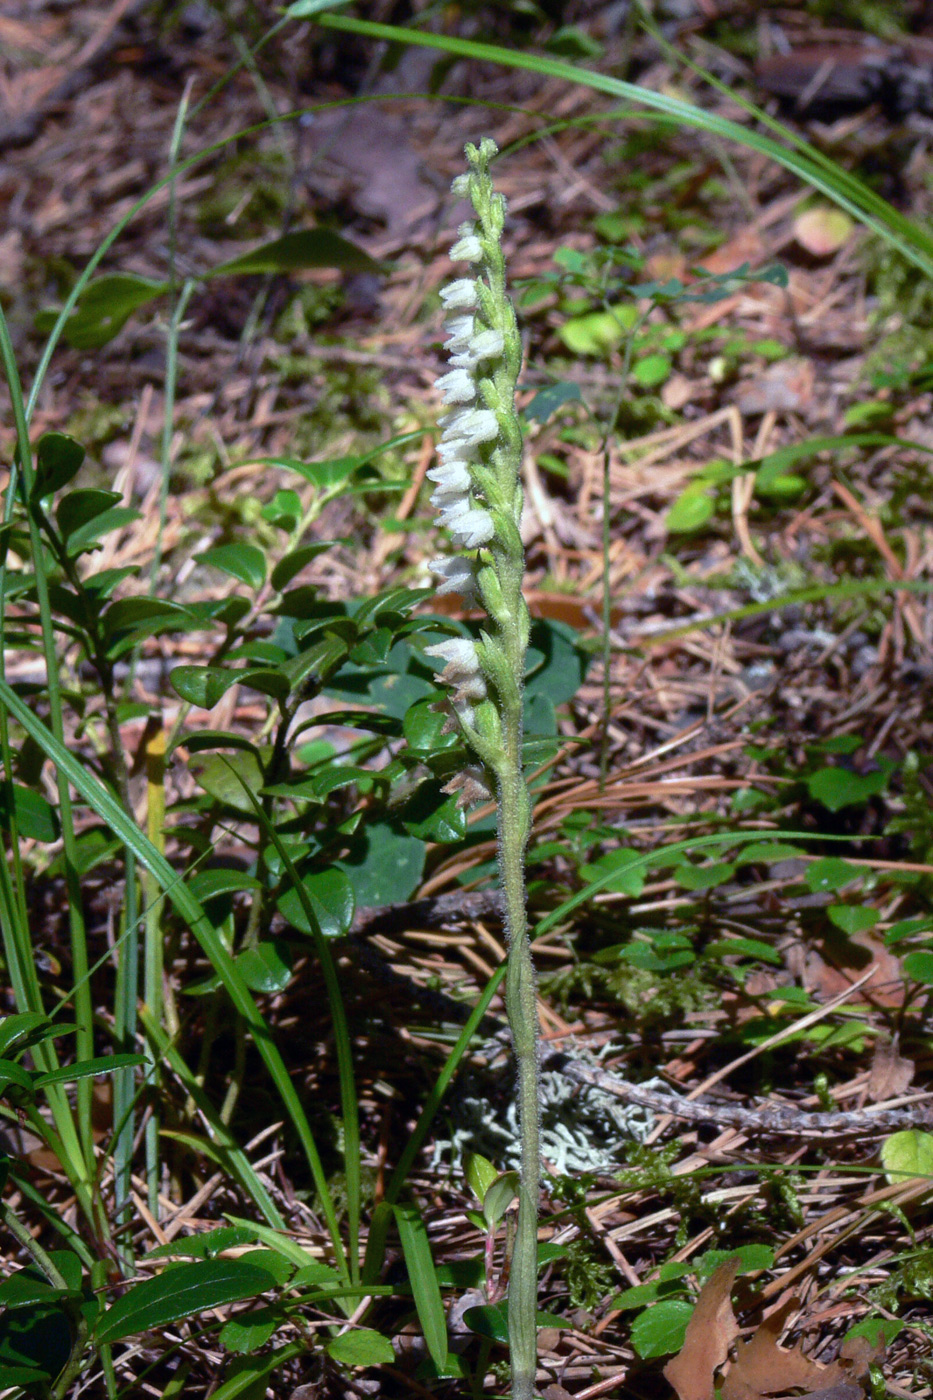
left=663, top=1257, right=741, bottom=1400
left=664, top=1270, right=886, bottom=1400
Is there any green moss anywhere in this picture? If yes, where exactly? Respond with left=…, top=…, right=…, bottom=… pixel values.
left=197, top=149, right=290, bottom=239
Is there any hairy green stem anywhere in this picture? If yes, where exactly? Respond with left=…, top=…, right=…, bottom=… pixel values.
left=500, top=757, right=538, bottom=1399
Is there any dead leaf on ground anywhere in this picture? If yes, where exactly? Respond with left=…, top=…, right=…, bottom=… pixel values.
left=663, top=1257, right=741, bottom=1400
left=867, top=1035, right=914, bottom=1102
left=793, top=207, right=854, bottom=257
left=664, top=1263, right=886, bottom=1400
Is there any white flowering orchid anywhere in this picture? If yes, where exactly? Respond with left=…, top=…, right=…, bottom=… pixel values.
left=420, top=140, right=538, bottom=1400
left=439, top=278, right=478, bottom=310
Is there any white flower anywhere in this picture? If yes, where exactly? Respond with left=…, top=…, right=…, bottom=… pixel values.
left=435, top=367, right=476, bottom=404
left=430, top=555, right=477, bottom=599
left=449, top=328, right=504, bottom=371
left=431, top=483, right=469, bottom=511
left=436, top=496, right=473, bottom=527
left=437, top=438, right=479, bottom=464
left=440, top=279, right=479, bottom=310
left=427, top=459, right=472, bottom=492
left=450, top=224, right=483, bottom=262
left=425, top=637, right=484, bottom=686
left=451, top=173, right=471, bottom=198
left=449, top=508, right=495, bottom=548
left=444, top=315, right=475, bottom=352
left=440, top=407, right=499, bottom=448
left=443, top=764, right=493, bottom=808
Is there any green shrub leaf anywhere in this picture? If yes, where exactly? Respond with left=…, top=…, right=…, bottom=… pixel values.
left=94, top=1259, right=280, bottom=1345
left=197, top=544, right=267, bottom=591
left=170, top=667, right=241, bottom=709
left=326, top=1327, right=395, bottom=1367
left=880, top=1129, right=933, bottom=1183
left=277, top=868, right=355, bottom=938
left=210, top=229, right=381, bottom=278
left=630, top=1298, right=693, bottom=1358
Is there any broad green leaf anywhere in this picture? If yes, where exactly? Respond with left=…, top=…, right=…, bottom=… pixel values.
left=197, top=544, right=267, bottom=591
left=271, top=456, right=359, bottom=490
left=844, top=1318, right=903, bottom=1347
left=32, top=432, right=85, bottom=499
left=828, top=905, right=879, bottom=935
left=706, top=937, right=781, bottom=965
left=94, top=1259, right=280, bottom=1345
left=464, top=1152, right=498, bottom=1204
left=675, top=861, right=735, bottom=891
left=632, top=351, right=671, bottom=388
left=630, top=1298, right=694, bottom=1358
left=395, top=1205, right=447, bottom=1369
left=886, top=916, right=933, bottom=944
left=903, top=950, right=933, bottom=984
left=482, top=1172, right=519, bottom=1230
left=462, top=1301, right=509, bottom=1343
left=558, top=309, right=625, bottom=356
left=806, top=766, right=888, bottom=811
left=611, top=1271, right=690, bottom=1311
left=754, top=470, right=806, bottom=501
left=188, top=870, right=263, bottom=904
left=239, top=667, right=292, bottom=703
left=261, top=490, right=302, bottom=532
left=403, top=699, right=459, bottom=754
left=0, top=1275, right=72, bottom=1310
left=0, top=1059, right=37, bottom=1097
left=190, top=752, right=266, bottom=812
left=880, top=1130, right=933, bottom=1184
left=146, top=1226, right=258, bottom=1261
left=804, top=858, right=866, bottom=893
left=525, top=618, right=589, bottom=708
left=579, top=848, right=644, bottom=897
left=55, top=488, right=122, bottom=539
left=207, top=1343, right=305, bottom=1400
left=220, top=1306, right=280, bottom=1354
left=210, top=228, right=380, bottom=278
left=696, top=1244, right=774, bottom=1277
left=523, top=381, right=583, bottom=424
left=270, top=543, right=336, bottom=592
left=338, top=821, right=425, bottom=908
left=0, top=1014, right=56, bottom=1059
left=737, top=841, right=804, bottom=864
left=37, top=273, right=168, bottom=349
left=102, top=597, right=192, bottom=633
left=0, top=784, right=59, bottom=842
left=0, top=1302, right=73, bottom=1381
left=234, top=943, right=293, bottom=994
left=667, top=487, right=714, bottom=533
left=170, top=667, right=241, bottom=709
left=277, top=867, right=355, bottom=938
left=350, top=627, right=393, bottom=666
left=401, top=785, right=466, bottom=844
left=326, top=1328, right=394, bottom=1367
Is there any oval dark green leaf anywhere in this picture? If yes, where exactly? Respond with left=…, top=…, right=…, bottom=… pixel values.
left=94, top=1259, right=280, bottom=1345
left=197, top=544, right=266, bottom=591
